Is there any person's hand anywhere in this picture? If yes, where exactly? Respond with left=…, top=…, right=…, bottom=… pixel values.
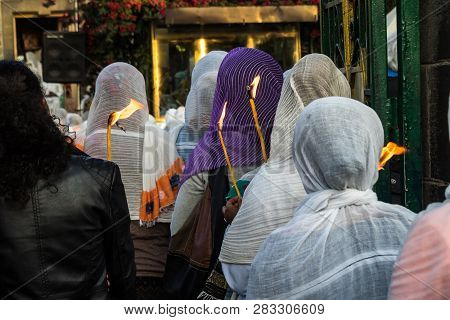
left=222, top=196, right=242, bottom=224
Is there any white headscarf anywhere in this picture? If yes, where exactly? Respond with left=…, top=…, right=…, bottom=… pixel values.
left=165, top=108, right=184, bottom=132
left=173, top=51, right=227, bottom=162
left=184, top=51, right=226, bottom=130
left=84, top=62, right=149, bottom=220
left=220, top=54, right=351, bottom=265
left=247, top=97, right=416, bottom=300
left=191, top=51, right=227, bottom=87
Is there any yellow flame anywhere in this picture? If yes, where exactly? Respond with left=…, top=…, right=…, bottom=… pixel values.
left=249, top=75, right=261, bottom=100
left=108, top=99, right=144, bottom=126
left=218, top=101, right=227, bottom=130
left=247, top=75, right=267, bottom=161
left=217, top=101, right=241, bottom=199
left=107, top=99, right=144, bottom=160
left=378, top=142, right=407, bottom=170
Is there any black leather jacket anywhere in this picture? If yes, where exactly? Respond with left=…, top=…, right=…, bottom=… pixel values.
left=0, top=154, right=136, bottom=299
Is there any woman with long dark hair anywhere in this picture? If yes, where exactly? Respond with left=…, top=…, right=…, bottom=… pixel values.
left=0, top=61, right=136, bottom=299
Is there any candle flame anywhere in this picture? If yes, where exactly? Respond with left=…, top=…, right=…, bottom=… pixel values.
left=247, top=77, right=268, bottom=162
left=107, top=98, right=144, bottom=161
left=378, top=142, right=407, bottom=170
left=108, top=98, right=144, bottom=127
left=247, top=75, right=261, bottom=100
left=216, top=101, right=240, bottom=198
left=218, top=101, right=227, bottom=130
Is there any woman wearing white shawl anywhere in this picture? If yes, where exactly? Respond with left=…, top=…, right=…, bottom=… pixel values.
left=84, top=63, right=179, bottom=298
left=219, top=54, right=351, bottom=298
left=247, top=97, right=416, bottom=300
left=85, top=62, right=149, bottom=220
left=172, top=51, right=227, bottom=163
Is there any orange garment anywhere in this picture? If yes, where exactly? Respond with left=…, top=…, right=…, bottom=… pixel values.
left=140, top=157, right=184, bottom=224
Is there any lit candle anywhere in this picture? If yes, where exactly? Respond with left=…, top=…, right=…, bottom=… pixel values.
left=107, top=98, right=144, bottom=161
left=378, top=142, right=407, bottom=170
left=247, top=75, right=268, bottom=162
left=218, top=102, right=241, bottom=199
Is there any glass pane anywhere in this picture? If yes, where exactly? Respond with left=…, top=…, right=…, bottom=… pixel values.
left=153, top=23, right=302, bottom=121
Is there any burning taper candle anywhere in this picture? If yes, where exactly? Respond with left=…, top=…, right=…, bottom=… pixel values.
left=378, top=142, right=407, bottom=170
left=218, top=102, right=241, bottom=199
left=247, top=75, right=268, bottom=162
left=107, top=98, right=144, bottom=160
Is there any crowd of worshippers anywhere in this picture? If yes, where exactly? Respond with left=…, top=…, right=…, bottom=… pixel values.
left=0, top=48, right=448, bottom=300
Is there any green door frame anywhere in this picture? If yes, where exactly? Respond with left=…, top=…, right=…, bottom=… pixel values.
left=320, top=0, right=422, bottom=212
left=397, top=0, right=422, bottom=211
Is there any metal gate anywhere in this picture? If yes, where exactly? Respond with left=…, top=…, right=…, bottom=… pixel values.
left=320, top=0, right=422, bottom=212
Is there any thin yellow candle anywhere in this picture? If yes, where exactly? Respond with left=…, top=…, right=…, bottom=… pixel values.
left=107, top=120, right=113, bottom=160
left=107, top=98, right=144, bottom=161
left=247, top=75, right=268, bottom=162
left=218, top=102, right=241, bottom=199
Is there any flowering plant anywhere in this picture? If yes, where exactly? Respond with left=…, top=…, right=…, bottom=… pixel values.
left=170, top=1, right=319, bottom=7
left=80, top=1, right=164, bottom=99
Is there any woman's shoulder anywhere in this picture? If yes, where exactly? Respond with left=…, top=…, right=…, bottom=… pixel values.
left=68, top=154, right=119, bottom=189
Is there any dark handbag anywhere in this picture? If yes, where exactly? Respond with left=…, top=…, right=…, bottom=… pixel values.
left=197, top=261, right=228, bottom=300
left=163, top=167, right=229, bottom=299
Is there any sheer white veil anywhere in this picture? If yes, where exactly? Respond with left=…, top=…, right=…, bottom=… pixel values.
left=247, top=97, right=415, bottom=299
left=220, top=54, right=351, bottom=265
left=85, top=62, right=149, bottom=220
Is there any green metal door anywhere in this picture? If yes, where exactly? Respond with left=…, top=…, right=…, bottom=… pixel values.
left=320, top=0, right=422, bottom=212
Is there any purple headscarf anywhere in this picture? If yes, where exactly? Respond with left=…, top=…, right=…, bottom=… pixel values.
left=182, top=48, right=283, bottom=182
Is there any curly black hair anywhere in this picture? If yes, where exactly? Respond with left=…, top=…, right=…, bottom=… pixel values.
left=0, top=60, right=73, bottom=203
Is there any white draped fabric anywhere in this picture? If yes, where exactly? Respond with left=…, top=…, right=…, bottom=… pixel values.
left=173, top=51, right=226, bottom=163
left=247, top=97, right=416, bottom=300
left=84, top=62, right=149, bottom=220
left=141, top=120, right=182, bottom=224
left=220, top=54, right=351, bottom=267
left=184, top=51, right=227, bottom=131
